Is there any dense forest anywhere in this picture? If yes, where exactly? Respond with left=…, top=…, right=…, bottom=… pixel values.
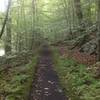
left=0, top=0, right=100, bottom=100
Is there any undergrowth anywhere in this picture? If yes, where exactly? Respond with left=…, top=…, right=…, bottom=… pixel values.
left=53, top=47, right=100, bottom=100
left=0, top=55, right=37, bottom=100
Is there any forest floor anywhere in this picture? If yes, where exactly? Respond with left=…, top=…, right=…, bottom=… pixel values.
left=0, top=51, right=37, bottom=100
left=58, top=45, right=96, bottom=65
left=29, top=45, right=68, bottom=100
left=53, top=45, right=100, bottom=100
left=0, top=44, right=100, bottom=100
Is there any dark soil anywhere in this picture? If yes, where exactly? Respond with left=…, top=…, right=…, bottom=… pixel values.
left=29, top=45, right=68, bottom=100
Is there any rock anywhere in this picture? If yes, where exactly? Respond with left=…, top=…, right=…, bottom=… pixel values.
left=44, top=88, right=49, bottom=90
left=80, top=39, right=97, bottom=55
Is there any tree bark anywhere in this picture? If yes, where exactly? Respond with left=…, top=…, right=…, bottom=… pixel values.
left=0, top=0, right=12, bottom=39
left=5, top=18, right=12, bottom=54
left=74, top=0, right=83, bottom=24
left=97, top=0, right=100, bottom=61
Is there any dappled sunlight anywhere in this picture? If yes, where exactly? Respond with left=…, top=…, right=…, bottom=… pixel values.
left=44, top=0, right=49, bottom=4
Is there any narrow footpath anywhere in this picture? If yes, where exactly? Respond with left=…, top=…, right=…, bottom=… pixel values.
left=29, top=45, right=68, bottom=100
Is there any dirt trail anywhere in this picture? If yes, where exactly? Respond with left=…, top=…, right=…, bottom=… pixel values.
left=29, top=45, right=68, bottom=100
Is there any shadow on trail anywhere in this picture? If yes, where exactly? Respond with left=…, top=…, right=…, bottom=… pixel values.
left=29, top=45, right=68, bottom=100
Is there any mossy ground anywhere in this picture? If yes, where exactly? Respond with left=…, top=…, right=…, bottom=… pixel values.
left=0, top=55, right=37, bottom=100
left=53, top=47, right=100, bottom=100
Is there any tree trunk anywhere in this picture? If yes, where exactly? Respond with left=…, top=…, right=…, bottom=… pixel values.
left=74, top=0, right=83, bottom=24
left=0, top=0, right=12, bottom=39
left=97, top=0, right=100, bottom=61
left=5, top=18, right=12, bottom=55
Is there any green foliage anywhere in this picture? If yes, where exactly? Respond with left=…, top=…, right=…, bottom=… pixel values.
left=0, top=0, right=98, bottom=51
left=53, top=48, right=100, bottom=100
left=0, top=56, right=37, bottom=100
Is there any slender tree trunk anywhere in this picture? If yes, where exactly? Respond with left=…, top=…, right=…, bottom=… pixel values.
left=97, top=0, right=100, bottom=61
left=87, top=0, right=92, bottom=25
left=0, top=0, right=12, bottom=39
left=5, top=18, right=12, bottom=54
left=74, top=0, right=83, bottom=24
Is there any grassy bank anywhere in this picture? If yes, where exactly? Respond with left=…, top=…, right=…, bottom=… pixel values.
left=0, top=55, right=37, bottom=100
left=53, top=48, right=100, bottom=100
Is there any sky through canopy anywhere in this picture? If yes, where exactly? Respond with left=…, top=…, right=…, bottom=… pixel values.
left=0, top=0, right=8, bottom=12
